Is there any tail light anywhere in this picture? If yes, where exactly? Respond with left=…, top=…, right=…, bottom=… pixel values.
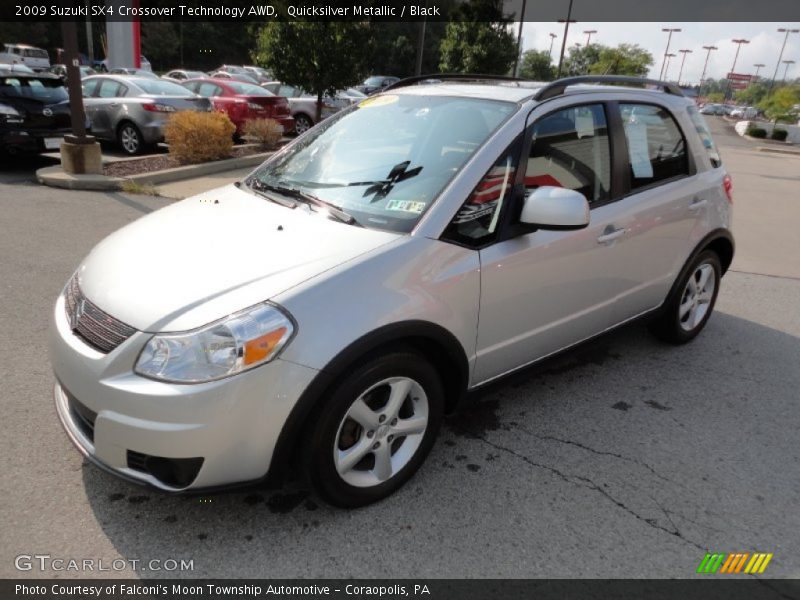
left=142, top=103, right=175, bottom=113
left=722, top=174, right=733, bottom=204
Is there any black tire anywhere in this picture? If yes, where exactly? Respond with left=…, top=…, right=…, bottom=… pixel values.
left=117, top=121, right=144, bottom=156
left=293, top=114, right=313, bottom=135
left=649, top=250, right=722, bottom=344
left=304, top=350, right=444, bottom=508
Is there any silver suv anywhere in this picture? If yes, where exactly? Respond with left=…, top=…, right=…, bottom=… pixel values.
left=50, top=75, right=733, bottom=507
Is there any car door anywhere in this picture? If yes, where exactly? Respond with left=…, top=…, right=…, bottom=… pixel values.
left=88, top=78, right=125, bottom=138
left=601, top=101, right=700, bottom=325
left=80, top=78, right=103, bottom=137
left=467, top=99, right=627, bottom=384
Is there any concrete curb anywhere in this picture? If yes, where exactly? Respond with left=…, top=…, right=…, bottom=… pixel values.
left=755, top=146, right=800, bottom=155
left=36, top=151, right=273, bottom=192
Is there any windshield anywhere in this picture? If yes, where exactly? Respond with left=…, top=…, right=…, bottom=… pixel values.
left=250, top=94, right=515, bottom=233
left=364, top=76, right=384, bottom=86
left=226, top=81, right=272, bottom=96
left=0, top=77, right=67, bottom=103
left=135, top=79, right=194, bottom=96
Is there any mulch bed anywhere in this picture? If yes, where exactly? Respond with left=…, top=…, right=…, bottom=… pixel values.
left=103, top=145, right=264, bottom=178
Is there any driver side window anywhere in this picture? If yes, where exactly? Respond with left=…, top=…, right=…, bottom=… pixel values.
left=526, top=103, right=611, bottom=204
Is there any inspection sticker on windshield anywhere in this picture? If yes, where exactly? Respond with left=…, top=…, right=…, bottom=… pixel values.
left=385, top=199, right=426, bottom=214
left=359, top=95, right=398, bottom=108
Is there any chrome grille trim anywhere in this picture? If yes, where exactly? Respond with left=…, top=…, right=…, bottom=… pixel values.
left=64, top=276, right=137, bottom=353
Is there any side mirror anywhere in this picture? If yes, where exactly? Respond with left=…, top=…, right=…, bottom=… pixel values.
left=520, top=186, right=590, bottom=230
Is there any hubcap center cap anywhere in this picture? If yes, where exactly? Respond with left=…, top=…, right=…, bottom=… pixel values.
left=376, top=424, right=390, bottom=439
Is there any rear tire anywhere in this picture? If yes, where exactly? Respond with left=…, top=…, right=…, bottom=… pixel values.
left=649, top=250, right=722, bottom=344
left=294, top=114, right=313, bottom=135
left=117, top=122, right=144, bottom=156
left=304, top=351, right=444, bottom=508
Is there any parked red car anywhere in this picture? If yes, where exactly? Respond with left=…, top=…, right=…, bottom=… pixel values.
left=181, top=78, right=295, bottom=136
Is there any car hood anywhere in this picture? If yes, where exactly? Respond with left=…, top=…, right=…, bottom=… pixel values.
left=77, top=184, right=400, bottom=332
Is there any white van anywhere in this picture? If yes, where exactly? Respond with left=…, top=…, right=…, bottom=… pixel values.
left=0, top=44, right=50, bottom=72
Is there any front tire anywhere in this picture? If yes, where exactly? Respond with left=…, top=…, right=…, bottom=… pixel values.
left=294, top=114, right=313, bottom=135
left=304, top=351, right=444, bottom=508
left=649, top=250, right=722, bottom=344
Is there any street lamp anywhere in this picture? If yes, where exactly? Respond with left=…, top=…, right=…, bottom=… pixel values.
left=782, top=60, right=796, bottom=83
left=677, top=49, right=693, bottom=85
left=768, top=28, right=799, bottom=93
left=548, top=32, right=557, bottom=59
left=699, top=45, right=718, bottom=96
left=513, top=0, right=528, bottom=76
left=663, top=53, right=676, bottom=81
left=753, top=63, right=765, bottom=81
left=583, top=29, right=597, bottom=47
left=659, top=27, right=681, bottom=81
left=556, top=0, right=576, bottom=78
left=725, top=38, right=750, bottom=100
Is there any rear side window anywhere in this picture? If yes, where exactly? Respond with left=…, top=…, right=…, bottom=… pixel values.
left=619, top=103, right=689, bottom=189
left=526, top=103, right=611, bottom=204
left=687, top=105, right=722, bottom=168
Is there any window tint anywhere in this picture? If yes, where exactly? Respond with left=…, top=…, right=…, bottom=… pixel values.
left=619, top=103, right=689, bottom=189
left=97, top=79, right=122, bottom=98
left=443, top=139, right=521, bottom=247
left=526, top=104, right=611, bottom=204
left=0, top=76, right=68, bottom=102
left=134, top=79, right=193, bottom=96
left=81, top=78, right=99, bottom=97
left=197, top=83, right=222, bottom=97
left=687, top=105, right=722, bottom=168
left=226, top=81, right=271, bottom=96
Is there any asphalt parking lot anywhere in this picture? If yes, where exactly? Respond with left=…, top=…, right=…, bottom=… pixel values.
left=0, top=117, right=798, bottom=579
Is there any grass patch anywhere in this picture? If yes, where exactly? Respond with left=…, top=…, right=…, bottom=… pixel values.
left=120, top=179, right=161, bottom=196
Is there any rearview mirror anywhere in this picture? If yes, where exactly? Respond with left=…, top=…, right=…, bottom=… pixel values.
left=520, top=186, right=590, bottom=230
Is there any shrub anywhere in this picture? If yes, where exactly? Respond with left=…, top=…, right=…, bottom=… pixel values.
left=242, top=118, right=284, bottom=149
left=746, top=127, right=767, bottom=138
left=164, top=111, right=235, bottom=164
left=770, top=128, right=788, bottom=141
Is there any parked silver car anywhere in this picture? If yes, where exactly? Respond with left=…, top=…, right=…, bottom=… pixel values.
left=51, top=75, right=733, bottom=507
left=161, top=69, right=206, bottom=83
left=262, top=81, right=365, bottom=133
left=81, top=75, right=212, bottom=154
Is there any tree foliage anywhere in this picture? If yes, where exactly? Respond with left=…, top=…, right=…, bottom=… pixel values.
left=438, top=0, right=517, bottom=74
left=518, top=49, right=555, bottom=81
left=759, top=85, right=800, bottom=123
left=254, top=22, right=371, bottom=120
left=562, top=43, right=652, bottom=77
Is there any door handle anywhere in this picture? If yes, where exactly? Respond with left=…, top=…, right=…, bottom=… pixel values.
left=597, top=227, right=627, bottom=244
left=688, top=197, right=707, bottom=210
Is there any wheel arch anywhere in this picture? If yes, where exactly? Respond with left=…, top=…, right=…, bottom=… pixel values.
left=266, top=320, right=470, bottom=481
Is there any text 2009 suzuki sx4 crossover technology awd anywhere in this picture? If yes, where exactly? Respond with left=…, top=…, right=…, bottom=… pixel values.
left=50, top=76, right=734, bottom=507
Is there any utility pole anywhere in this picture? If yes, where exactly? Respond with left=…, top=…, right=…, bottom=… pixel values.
left=583, top=29, right=597, bottom=47
left=768, top=28, right=799, bottom=94
left=548, top=33, right=557, bottom=59
left=84, top=0, right=94, bottom=66
left=513, top=0, right=528, bottom=76
left=415, top=15, right=427, bottom=76
left=659, top=28, right=681, bottom=81
left=677, top=49, right=692, bottom=84
left=725, top=38, right=750, bottom=100
left=556, top=0, right=575, bottom=78
left=699, top=45, right=717, bottom=96
left=663, top=53, right=676, bottom=81
left=782, top=60, right=796, bottom=83
left=753, top=63, right=765, bottom=81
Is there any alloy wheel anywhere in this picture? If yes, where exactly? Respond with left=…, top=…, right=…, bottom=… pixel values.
left=120, top=125, right=140, bottom=154
left=679, top=263, right=716, bottom=332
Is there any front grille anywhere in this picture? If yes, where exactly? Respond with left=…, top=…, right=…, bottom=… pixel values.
left=64, top=276, right=136, bottom=353
left=67, top=393, right=97, bottom=443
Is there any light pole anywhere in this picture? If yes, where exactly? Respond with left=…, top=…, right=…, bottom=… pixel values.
left=782, top=60, right=796, bottom=83
left=513, top=0, right=528, bottom=76
left=556, top=0, right=575, bottom=78
left=768, top=28, right=799, bottom=94
left=548, top=32, right=557, bottom=59
left=663, top=53, right=676, bottom=80
left=725, top=38, right=750, bottom=100
left=753, top=63, right=765, bottom=82
left=677, top=49, right=692, bottom=85
left=699, top=45, right=718, bottom=96
left=583, top=29, right=597, bottom=47
left=659, top=27, right=681, bottom=80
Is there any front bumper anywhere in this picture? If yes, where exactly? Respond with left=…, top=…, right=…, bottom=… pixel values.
left=50, top=293, right=319, bottom=491
left=1, top=127, right=71, bottom=153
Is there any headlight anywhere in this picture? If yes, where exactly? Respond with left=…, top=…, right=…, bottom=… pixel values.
left=0, top=103, right=21, bottom=117
left=134, top=303, right=294, bottom=383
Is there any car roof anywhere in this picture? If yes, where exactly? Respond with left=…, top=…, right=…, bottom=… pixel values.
left=0, top=68, right=59, bottom=79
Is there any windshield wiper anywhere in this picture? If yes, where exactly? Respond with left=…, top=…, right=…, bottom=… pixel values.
left=295, top=161, right=423, bottom=203
left=239, top=179, right=298, bottom=208
left=254, top=180, right=360, bottom=226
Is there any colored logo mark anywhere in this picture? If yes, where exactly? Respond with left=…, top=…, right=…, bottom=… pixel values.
left=697, top=552, right=773, bottom=574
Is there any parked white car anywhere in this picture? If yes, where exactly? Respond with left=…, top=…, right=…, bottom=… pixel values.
left=729, top=106, right=758, bottom=120
left=0, top=44, right=50, bottom=72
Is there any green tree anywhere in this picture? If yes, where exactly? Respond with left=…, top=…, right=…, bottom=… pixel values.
left=562, top=43, right=652, bottom=77
left=759, top=85, right=800, bottom=123
left=733, top=82, right=768, bottom=106
left=706, top=91, right=725, bottom=103
left=518, top=49, right=555, bottom=81
left=254, top=22, right=371, bottom=120
left=438, top=0, right=517, bottom=74
left=141, top=22, right=179, bottom=71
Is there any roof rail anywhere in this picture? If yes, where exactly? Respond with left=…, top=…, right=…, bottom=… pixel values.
left=383, top=73, right=528, bottom=92
left=533, top=75, right=684, bottom=101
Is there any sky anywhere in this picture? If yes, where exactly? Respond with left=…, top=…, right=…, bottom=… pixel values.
left=518, top=22, right=800, bottom=84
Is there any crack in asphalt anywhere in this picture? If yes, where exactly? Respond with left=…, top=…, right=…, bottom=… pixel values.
left=457, top=426, right=707, bottom=552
